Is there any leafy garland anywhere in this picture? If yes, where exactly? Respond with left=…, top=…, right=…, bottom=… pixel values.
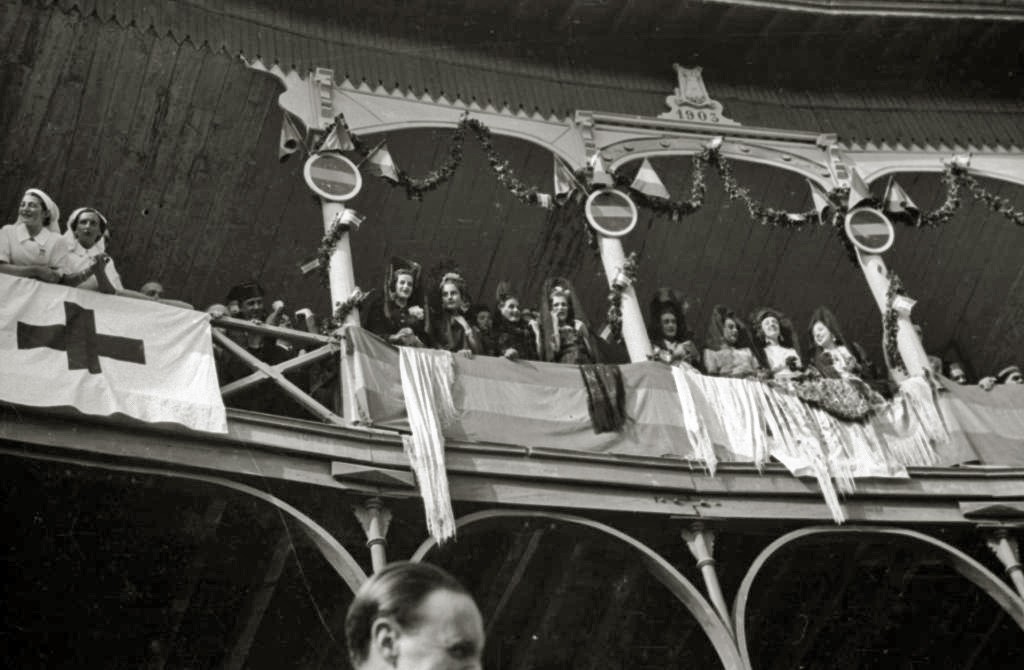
left=464, top=119, right=546, bottom=206
left=883, top=272, right=908, bottom=375
left=321, top=287, right=373, bottom=334
left=607, top=151, right=708, bottom=218
left=605, top=251, right=640, bottom=340
left=964, top=173, right=1024, bottom=226
left=316, top=217, right=350, bottom=287
left=311, top=115, right=1024, bottom=268
left=324, top=115, right=546, bottom=206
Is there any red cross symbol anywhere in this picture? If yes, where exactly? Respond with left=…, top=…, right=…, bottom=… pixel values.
left=17, top=301, right=146, bottom=374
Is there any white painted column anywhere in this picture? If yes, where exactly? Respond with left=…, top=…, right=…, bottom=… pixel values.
left=320, top=201, right=361, bottom=328
left=353, top=497, right=392, bottom=574
left=986, top=528, right=1024, bottom=601
left=857, top=251, right=931, bottom=380
left=681, top=522, right=733, bottom=634
left=598, top=235, right=652, bottom=363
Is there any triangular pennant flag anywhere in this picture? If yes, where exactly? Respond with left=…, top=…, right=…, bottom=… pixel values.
left=364, top=142, right=400, bottom=182
left=320, top=122, right=354, bottom=152
left=630, top=158, right=670, bottom=199
left=882, top=176, right=920, bottom=224
left=278, top=112, right=304, bottom=162
left=553, top=157, right=576, bottom=200
left=847, top=169, right=873, bottom=210
left=588, top=152, right=614, bottom=188
left=807, top=179, right=835, bottom=226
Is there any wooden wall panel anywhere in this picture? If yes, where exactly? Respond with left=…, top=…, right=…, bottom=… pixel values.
left=1, top=3, right=1022, bottom=376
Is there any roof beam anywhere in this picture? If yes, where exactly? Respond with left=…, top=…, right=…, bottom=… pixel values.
left=701, top=1, right=1024, bottom=21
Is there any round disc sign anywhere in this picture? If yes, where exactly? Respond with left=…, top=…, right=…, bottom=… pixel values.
left=303, top=152, right=362, bottom=202
left=844, top=207, right=895, bottom=254
left=585, top=188, right=638, bottom=238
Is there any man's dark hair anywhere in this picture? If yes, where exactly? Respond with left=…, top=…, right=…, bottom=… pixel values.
left=344, top=561, right=469, bottom=666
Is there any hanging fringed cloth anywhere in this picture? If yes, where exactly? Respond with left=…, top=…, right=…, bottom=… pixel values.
left=900, top=376, right=950, bottom=446
left=579, top=364, right=627, bottom=433
left=398, top=347, right=458, bottom=543
left=670, top=367, right=717, bottom=475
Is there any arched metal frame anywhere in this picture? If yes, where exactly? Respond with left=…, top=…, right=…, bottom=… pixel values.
left=250, top=61, right=1024, bottom=191
left=733, top=526, right=1024, bottom=670
left=411, top=508, right=747, bottom=670
left=0, top=446, right=368, bottom=594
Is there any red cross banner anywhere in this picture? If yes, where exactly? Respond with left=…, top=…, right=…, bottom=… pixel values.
left=0, top=275, right=227, bottom=433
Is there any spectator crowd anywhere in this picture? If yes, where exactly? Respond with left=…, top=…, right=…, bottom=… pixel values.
left=4, top=188, right=1021, bottom=417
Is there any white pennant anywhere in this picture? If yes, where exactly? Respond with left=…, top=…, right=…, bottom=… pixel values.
left=807, top=179, right=834, bottom=225
left=630, top=158, right=670, bottom=199
left=553, top=156, right=576, bottom=200
left=588, top=152, right=613, bottom=188
left=365, top=142, right=400, bottom=182
left=847, top=169, right=873, bottom=210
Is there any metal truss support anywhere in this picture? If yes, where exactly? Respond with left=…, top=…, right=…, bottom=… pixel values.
left=0, top=446, right=369, bottom=594
left=733, top=525, right=1024, bottom=670
left=681, top=521, right=734, bottom=635
left=353, top=496, right=392, bottom=574
left=411, top=508, right=749, bottom=669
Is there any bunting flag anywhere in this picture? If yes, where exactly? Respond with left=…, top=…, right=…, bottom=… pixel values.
left=807, top=179, right=835, bottom=225
left=364, top=142, right=400, bottom=182
left=588, top=152, right=614, bottom=188
left=319, top=121, right=354, bottom=152
left=847, top=168, right=874, bottom=210
left=631, top=158, right=671, bottom=199
left=278, top=112, right=304, bottom=162
left=882, top=176, right=921, bottom=224
left=553, top=156, right=577, bottom=200
left=337, top=326, right=1015, bottom=524
left=0, top=275, right=227, bottom=433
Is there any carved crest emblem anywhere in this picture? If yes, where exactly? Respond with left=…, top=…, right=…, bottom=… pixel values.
left=660, top=64, right=739, bottom=126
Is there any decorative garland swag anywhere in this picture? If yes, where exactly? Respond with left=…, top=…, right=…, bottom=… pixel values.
left=312, top=115, right=1024, bottom=288
left=316, top=115, right=1023, bottom=230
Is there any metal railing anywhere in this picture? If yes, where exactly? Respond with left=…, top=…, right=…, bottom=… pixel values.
left=210, top=316, right=344, bottom=425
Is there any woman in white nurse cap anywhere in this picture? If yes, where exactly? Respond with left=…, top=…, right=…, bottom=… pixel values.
left=0, top=187, right=68, bottom=283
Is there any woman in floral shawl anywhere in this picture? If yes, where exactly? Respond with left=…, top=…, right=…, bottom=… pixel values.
left=806, top=306, right=873, bottom=380
left=806, top=305, right=891, bottom=400
left=362, top=257, right=431, bottom=347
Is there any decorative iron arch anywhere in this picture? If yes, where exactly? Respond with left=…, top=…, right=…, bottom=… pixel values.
left=0, top=447, right=368, bottom=593
left=610, top=148, right=834, bottom=188
left=249, top=61, right=586, bottom=165
left=732, top=525, right=1024, bottom=670
left=411, top=508, right=748, bottom=670
left=253, top=61, right=1024, bottom=190
left=853, top=155, right=1024, bottom=189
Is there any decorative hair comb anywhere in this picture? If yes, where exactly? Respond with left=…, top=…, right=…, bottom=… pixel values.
left=440, top=271, right=464, bottom=286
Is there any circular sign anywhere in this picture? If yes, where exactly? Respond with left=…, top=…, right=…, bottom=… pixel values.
left=844, top=207, right=895, bottom=254
left=585, top=188, right=638, bottom=238
left=303, top=152, right=362, bottom=202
